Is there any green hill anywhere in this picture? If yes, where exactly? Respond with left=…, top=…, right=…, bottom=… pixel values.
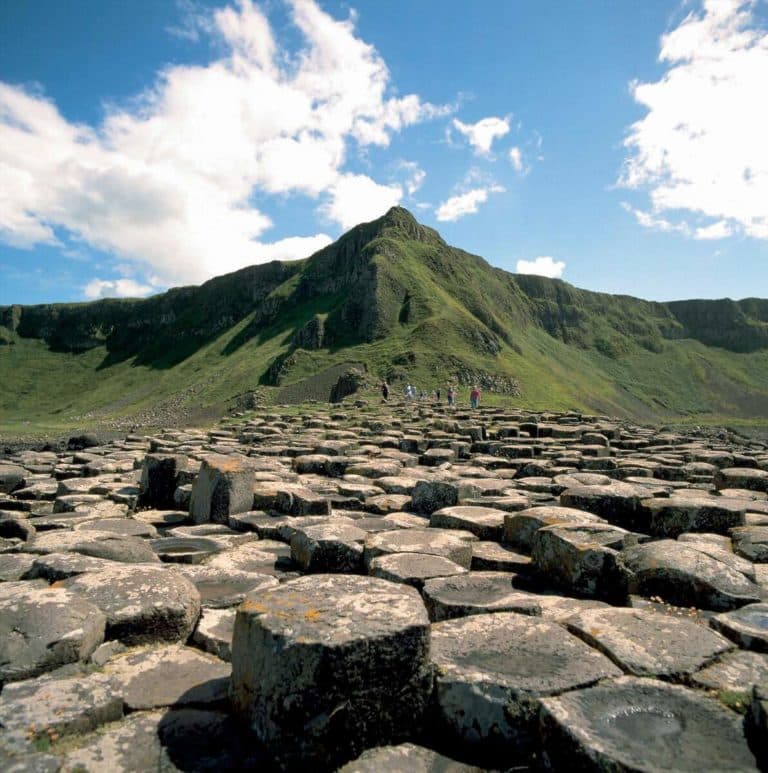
left=2, top=207, right=768, bottom=435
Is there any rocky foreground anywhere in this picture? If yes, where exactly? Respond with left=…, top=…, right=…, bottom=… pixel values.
left=1, top=403, right=768, bottom=771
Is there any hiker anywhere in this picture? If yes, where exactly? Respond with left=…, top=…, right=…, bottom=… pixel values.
left=470, top=385, right=481, bottom=409
left=447, top=385, right=455, bottom=407
left=381, top=381, right=389, bottom=401
left=436, top=388, right=441, bottom=402
left=405, top=384, right=413, bottom=400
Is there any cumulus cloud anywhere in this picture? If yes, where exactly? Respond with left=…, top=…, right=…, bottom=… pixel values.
left=508, top=146, right=523, bottom=172
left=399, top=160, right=426, bottom=195
left=0, top=0, right=445, bottom=291
left=620, top=0, right=768, bottom=240
left=83, top=278, right=158, bottom=299
left=516, top=256, right=565, bottom=278
left=435, top=185, right=505, bottom=222
left=452, top=116, right=510, bottom=155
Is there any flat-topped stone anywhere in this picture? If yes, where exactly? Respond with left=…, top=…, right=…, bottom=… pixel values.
left=504, top=506, right=606, bottom=551
left=22, top=529, right=160, bottom=564
left=638, top=495, right=745, bottom=538
left=430, top=505, right=506, bottom=541
left=711, top=603, right=768, bottom=652
left=338, top=743, right=480, bottom=772
left=430, top=612, right=621, bottom=762
left=539, top=676, right=758, bottom=771
left=368, top=552, right=468, bottom=589
left=230, top=574, right=431, bottom=769
left=363, top=528, right=477, bottom=569
left=0, top=585, right=106, bottom=684
left=564, top=606, right=733, bottom=678
left=190, top=454, right=256, bottom=524
left=290, top=521, right=366, bottom=573
left=60, top=565, right=201, bottom=645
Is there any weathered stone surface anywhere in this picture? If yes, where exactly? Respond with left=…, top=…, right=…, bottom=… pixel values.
left=60, top=565, right=201, bottom=645
left=24, top=551, right=120, bottom=581
left=503, top=506, right=605, bottom=551
left=22, top=529, right=160, bottom=564
left=150, top=536, right=223, bottom=564
left=368, top=552, right=468, bottom=589
left=0, top=552, right=36, bottom=580
left=430, top=612, right=621, bottom=762
left=423, top=572, right=541, bottom=622
left=0, top=463, right=26, bottom=494
left=190, top=454, right=255, bottom=524
left=430, top=505, right=506, bottom=541
left=290, top=521, right=366, bottom=573
left=174, top=564, right=278, bottom=608
left=715, top=467, right=768, bottom=493
left=60, top=708, right=271, bottom=772
left=539, top=676, right=758, bottom=771
left=364, top=528, right=476, bottom=569
left=411, top=480, right=459, bottom=514
left=559, top=481, right=650, bottom=530
left=692, top=650, right=768, bottom=697
left=711, top=603, right=768, bottom=652
left=564, top=606, right=733, bottom=678
left=104, top=644, right=230, bottom=710
left=750, top=684, right=768, bottom=769
left=139, top=454, right=189, bottom=510
left=534, top=595, right=610, bottom=622
left=622, top=540, right=762, bottom=611
left=531, top=523, right=632, bottom=602
left=230, top=574, right=432, bottom=768
left=470, top=540, right=531, bottom=572
left=74, top=516, right=158, bottom=538
left=732, top=525, right=768, bottom=563
left=193, top=607, right=236, bottom=662
left=0, top=585, right=106, bottom=684
left=338, top=743, right=480, bottom=772
left=0, top=671, right=122, bottom=756
left=638, top=495, right=745, bottom=538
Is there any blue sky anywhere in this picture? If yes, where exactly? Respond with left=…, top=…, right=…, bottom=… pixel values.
left=1, top=0, right=766, bottom=305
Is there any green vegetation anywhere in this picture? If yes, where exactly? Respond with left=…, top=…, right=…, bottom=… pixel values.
left=2, top=206, right=768, bottom=439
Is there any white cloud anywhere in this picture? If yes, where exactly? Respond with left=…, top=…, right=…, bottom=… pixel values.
left=452, top=116, right=510, bottom=155
left=508, top=146, right=523, bottom=172
left=83, top=278, right=158, bottom=299
left=399, top=160, right=426, bottom=195
left=695, top=219, right=733, bottom=240
left=620, top=202, right=691, bottom=235
left=320, top=174, right=402, bottom=229
left=0, top=0, right=445, bottom=290
left=515, top=256, right=565, bottom=278
left=435, top=185, right=504, bottom=222
left=620, top=0, right=768, bottom=240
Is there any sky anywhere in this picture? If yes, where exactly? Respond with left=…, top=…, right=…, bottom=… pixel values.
left=1, top=0, right=767, bottom=306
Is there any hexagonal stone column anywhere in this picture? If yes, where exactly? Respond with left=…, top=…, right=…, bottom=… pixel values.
left=230, top=574, right=432, bottom=769
left=190, top=455, right=256, bottom=524
left=540, top=677, right=758, bottom=771
left=429, top=612, right=620, bottom=764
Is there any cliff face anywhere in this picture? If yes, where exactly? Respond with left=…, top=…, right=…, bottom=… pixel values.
left=667, top=299, right=768, bottom=352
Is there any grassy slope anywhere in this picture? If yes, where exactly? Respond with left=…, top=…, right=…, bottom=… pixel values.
left=2, top=208, right=768, bottom=436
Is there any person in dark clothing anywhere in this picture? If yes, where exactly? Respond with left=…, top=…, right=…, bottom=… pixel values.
left=381, top=381, right=390, bottom=401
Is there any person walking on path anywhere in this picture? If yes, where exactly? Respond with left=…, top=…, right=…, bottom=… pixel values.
left=381, top=381, right=389, bottom=401
left=447, top=385, right=455, bottom=407
left=470, top=385, right=481, bottom=409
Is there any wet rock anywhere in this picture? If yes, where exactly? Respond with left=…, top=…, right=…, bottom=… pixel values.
left=230, top=574, right=432, bottom=769
left=430, top=506, right=506, bottom=541
left=104, top=644, right=230, bottom=710
left=430, top=612, right=621, bottom=762
left=622, top=540, right=762, bottom=611
left=60, top=565, right=200, bottom=645
left=531, top=523, right=632, bottom=602
left=564, top=606, right=733, bottom=678
left=364, top=528, right=476, bottom=570
left=423, top=572, right=541, bottom=621
left=711, top=603, right=768, bottom=652
left=0, top=585, right=106, bottom=684
left=190, top=454, right=256, bottom=524
left=539, top=676, right=758, bottom=771
left=368, top=552, right=468, bottom=589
